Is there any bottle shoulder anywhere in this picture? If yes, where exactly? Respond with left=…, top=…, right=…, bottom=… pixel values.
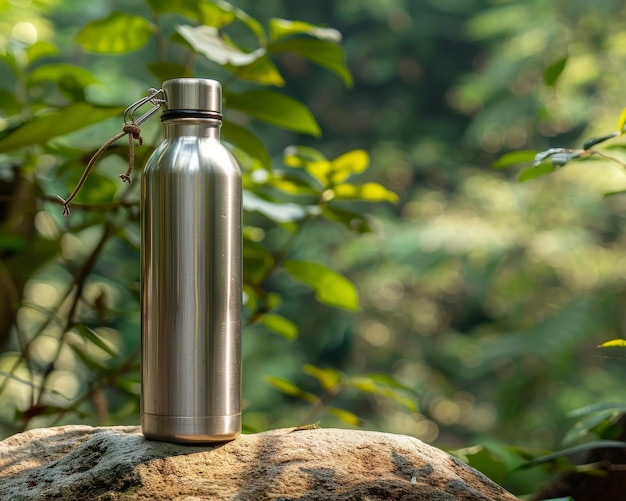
left=144, top=138, right=241, bottom=175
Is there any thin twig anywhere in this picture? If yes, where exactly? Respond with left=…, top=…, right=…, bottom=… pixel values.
left=589, top=150, right=626, bottom=172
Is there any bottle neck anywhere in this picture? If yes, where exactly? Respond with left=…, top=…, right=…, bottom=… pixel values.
left=162, top=118, right=221, bottom=139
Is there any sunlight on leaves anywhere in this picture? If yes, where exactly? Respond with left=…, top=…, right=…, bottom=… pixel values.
left=595, top=338, right=626, bottom=349
left=177, top=25, right=266, bottom=66
left=328, top=407, right=362, bottom=426
left=265, top=375, right=320, bottom=404
left=283, top=259, right=359, bottom=311
left=303, top=364, right=342, bottom=390
left=76, top=12, right=155, bottom=53
left=260, top=314, right=298, bottom=340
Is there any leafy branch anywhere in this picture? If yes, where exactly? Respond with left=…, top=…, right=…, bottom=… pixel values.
left=494, top=106, right=626, bottom=189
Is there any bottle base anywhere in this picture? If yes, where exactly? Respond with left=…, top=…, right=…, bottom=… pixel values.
left=142, top=413, right=241, bottom=444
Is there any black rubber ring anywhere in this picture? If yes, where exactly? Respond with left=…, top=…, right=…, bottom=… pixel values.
left=161, top=110, right=223, bottom=121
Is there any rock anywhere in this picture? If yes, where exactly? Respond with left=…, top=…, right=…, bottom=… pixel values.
left=0, top=425, right=519, bottom=500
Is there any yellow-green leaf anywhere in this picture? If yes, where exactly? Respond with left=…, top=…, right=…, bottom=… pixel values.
left=226, top=89, right=321, bottom=137
left=328, top=407, right=362, bottom=426
left=283, top=145, right=328, bottom=167
left=283, top=260, right=359, bottom=311
left=0, top=103, right=124, bottom=152
left=265, top=376, right=319, bottom=404
left=76, top=12, right=155, bottom=54
left=224, top=57, right=285, bottom=86
left=305, top=160, right=332, bottom=186
left=26, top=41, right=58, bottom=65
left=75, top=324, right=118, bottom=358
left=28, top=63, right=98, bottom=88
left=303, top=364, right=342, bottom=390
left=618, top=107, right=626, bottom=134
left=222, top=120, right=272, bottom=170
left=261, top=314, right=298, bottom=340
left=269, top=38, right=352, bottom=87
left=596, top=339, right=626, bottom=349
left=268, top=18, right=341, bottom=43
left=333, top=182, right=399, bottom=203
left=329, top=149, right=369, bottom=184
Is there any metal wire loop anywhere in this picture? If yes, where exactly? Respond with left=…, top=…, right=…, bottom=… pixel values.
left=123, top=88, right=165, bottom=126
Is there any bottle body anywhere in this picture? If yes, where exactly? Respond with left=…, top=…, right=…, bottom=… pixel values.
left=141, top=118, right=242, bottom=443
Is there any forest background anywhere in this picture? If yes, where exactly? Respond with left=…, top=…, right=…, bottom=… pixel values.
left=2, top=0, right=626, bottom=498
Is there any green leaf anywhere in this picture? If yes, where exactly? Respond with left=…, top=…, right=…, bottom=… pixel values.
left=243, top=191, right=309, bottom=222
left=518, top=163, right=556, bottom=183
left=269, top=18, right=342, bottom=43
left=76, top=12, right=155, bottom=54
left=492, top=150, right=537, bottom=168
left=0, top=50, right=19, bottom=75
left=303, top=364, right=342, bottom=390
left=75, top=324, right=118, bottom=358
left=28, top=63, right=98, bottom=88
left=346, top=376, right=418, bottom=412
left=283, top=260, right=359, bottom=311
left=582, top=132, right=619, bottom=150
left=25, top=41, right=58, bottom=65
left=269, top=38, right=353, bottom=87
left=222, top=120, right=272, bottom=170
left=0, top=103, right=124, bottom=152
left=562, top=409, right=624, bottom=445
left=526, top=441, right=626, bottom=467
left=260, top=314, right=298, bottom=340
left=266, top=172, right=318, bottom=196
left=226, top=89, right=321, bottom=136
left=243, top=239, right=274, bottom=284
left=603, top=190, right=626, bottom=198
left=265, top=375, right=319, bottom=404
left=224, top=57, right=285, bottom=86
left=544, top=56, right=568, bottom=87
left=568, top=402, right=626, bottom=419
left=367, top=373, right=419, bottom=395
left=451, top=445, right=510, bottom=485
left=328, top=407, right=362, bottom=426
left=284, top=145, right=328, bottom=167
left=322, top=206, right=372, bottom=233
left=146, top=62, right=188, bottom=82
left=596, top=338, right=626, bottom=349
left=333, top=182, right=399, bottom=203
left=200, top=0, right=266, bottom=44
left=0, top=89, right=22, bottom=115
left=177, top=25, right=265, bottom=66
left=145, top=0, right=207, bottom=19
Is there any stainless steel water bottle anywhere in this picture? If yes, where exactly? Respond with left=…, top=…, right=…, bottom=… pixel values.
left=140, top=78, right=242, bottom=443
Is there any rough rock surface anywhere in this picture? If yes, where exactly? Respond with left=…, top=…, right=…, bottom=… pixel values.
left=0, top=425, right=519, bottom=500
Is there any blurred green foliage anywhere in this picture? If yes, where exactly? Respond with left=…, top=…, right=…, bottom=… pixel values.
left=4, top=0, right=626, bottom=498
left=0, top=0, right=401, bottom=439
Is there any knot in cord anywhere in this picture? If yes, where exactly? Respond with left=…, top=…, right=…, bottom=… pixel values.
left=58, top=122, right=144, bottom=216
left=122, top=123, right=143, bottom=145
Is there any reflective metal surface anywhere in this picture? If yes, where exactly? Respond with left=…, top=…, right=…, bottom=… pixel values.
left=162, top=78, right=221, bottom=114
left=141, top=79, right=242, bottom=443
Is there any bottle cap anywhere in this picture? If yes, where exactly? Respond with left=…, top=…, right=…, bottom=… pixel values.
left=161, top=78, right=222, bottom=120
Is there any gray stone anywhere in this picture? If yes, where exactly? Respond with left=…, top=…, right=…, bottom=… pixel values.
left=0, top=425, right=520, bottom=500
